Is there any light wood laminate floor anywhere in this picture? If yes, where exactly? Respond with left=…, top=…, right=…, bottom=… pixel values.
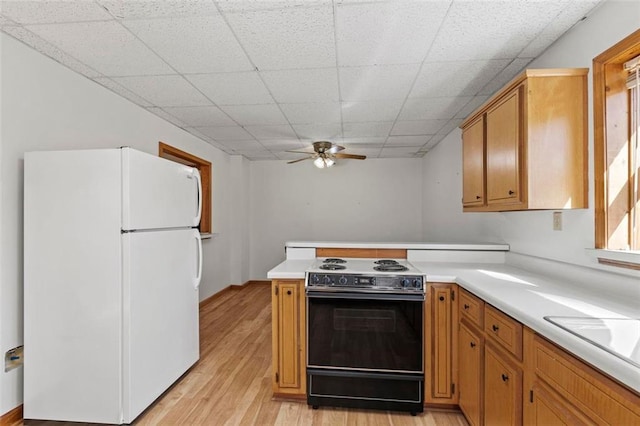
left=20, top=283, right=467, bottom=425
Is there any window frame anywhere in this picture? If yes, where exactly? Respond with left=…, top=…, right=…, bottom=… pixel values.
left=158, top=142, right=212, bottom=234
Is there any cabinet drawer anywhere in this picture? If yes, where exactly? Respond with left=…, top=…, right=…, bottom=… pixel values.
left=532, top=335, right=640, bottom=425
left=484, top=305, right=523, bottom=360
left=459, top=289, right=484, bottom=328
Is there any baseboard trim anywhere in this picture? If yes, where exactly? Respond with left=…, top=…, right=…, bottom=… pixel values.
left=0, top=405, right=22, bottom=426
left=199, top=280, right=270, bottom=309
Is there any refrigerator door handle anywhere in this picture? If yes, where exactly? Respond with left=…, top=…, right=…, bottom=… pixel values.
left=189, top=168, right=202, bottom=227
left=194, top=231, right=203, bottom=290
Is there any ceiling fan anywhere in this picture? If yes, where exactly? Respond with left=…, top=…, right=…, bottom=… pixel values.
left=286, top=141, right=366, bottom=168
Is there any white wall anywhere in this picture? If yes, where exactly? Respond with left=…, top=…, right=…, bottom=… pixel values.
left=422, top=0, right=640, bottom=269
left=0, top=33, right=243, bottom=414
left=249, top=158, right=424, bottom=278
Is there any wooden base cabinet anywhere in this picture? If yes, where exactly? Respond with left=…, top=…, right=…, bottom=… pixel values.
left=271, top=279, right=306, bottom=397
left=425, top=283, right=458, bottom=406
left=485, top=343, right=523, bottom=425
left=459, top=321, right=484, bottom=426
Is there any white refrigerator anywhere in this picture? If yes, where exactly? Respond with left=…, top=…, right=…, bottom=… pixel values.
left=23, top=147, right=203, bottom=424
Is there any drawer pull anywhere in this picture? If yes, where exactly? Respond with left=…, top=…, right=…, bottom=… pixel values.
left=470, top=342, right=476, bottom=348
left=501, top=374, right=509, bottom=382
left=492, top=324, right=499, bottom=332
left=476, top=195, right=481, bottom=199
left=463, top=304, right=470, bottom=310
left=439, top=296, right=445, bottom=301
left=287, top=290, right=292, bottom=295
left=508, top=190, right=515, bottom=195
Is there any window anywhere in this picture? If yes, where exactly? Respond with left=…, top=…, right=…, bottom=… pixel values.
left=593, top=29, right=640, bottom=270
left=158, top=142, right=212, bottom=234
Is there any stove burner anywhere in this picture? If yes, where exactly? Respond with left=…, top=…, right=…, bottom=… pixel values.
left=319, top=264, right=347, bottom=270
left=374, top=264, right=409, bottom=272
left=323, top=258, right=346, bottom=264
left=374, top=259, right=399, bottom=265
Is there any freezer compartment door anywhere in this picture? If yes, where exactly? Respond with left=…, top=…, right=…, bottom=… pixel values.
left=122, top=148, right=201, bottom=231
left=122, top=229, right=200, bottom=422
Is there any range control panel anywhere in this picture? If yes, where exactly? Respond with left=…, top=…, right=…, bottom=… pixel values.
left=307, top=273, right=424, bottom=292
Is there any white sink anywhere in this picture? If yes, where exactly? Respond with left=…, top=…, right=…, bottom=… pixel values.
left=544, top=316, right=640, bottom=368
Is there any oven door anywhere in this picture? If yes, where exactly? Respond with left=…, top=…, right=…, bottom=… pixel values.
left=307, top=291, right=424, bottom=373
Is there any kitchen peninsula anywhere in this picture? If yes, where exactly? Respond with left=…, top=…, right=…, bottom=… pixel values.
left=268, top=241, right=640, bottom=424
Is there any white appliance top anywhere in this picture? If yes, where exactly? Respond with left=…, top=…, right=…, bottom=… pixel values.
left=307, top=258, right=424, bottom=276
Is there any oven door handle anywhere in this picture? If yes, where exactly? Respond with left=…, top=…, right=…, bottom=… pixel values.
left=306, top=291, right=424, bottom=302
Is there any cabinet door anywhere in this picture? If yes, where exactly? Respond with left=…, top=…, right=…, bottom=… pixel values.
left=459, top=321, right=483, bottom=426
left=462, top=117, right=485, bottom=206
left=271, top=280, right=306, bottom=396
left=484, top=344, right=522, bottom=425
left=425, top=284, right=458, bottom=405
left=529, top=382, right=594, bottom=426
left=486, top=88, right=521, bottom=204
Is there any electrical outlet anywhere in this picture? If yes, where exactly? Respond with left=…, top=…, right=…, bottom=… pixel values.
left=5, top=346, right=23, bottom=372
left=553, top=211, right=562, bottom=231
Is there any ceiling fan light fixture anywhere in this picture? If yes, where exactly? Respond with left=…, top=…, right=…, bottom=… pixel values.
left=313, top=156, right=334, bottom=169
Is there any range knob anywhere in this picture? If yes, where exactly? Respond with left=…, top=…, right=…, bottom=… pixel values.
left=338, top=276, right=347, bottom=286
left=401, top=278, right=411, bottom=288
left=323, top=275, right=332, bottom=285
left=311, top=274, right=320, bottom=285
left=413, top=279, right=422, bottom=289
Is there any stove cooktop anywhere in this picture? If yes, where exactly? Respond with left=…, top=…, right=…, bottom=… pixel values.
left=306, top=258, right=425, bottom=293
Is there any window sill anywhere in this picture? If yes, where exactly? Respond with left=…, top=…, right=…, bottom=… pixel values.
left=586, top=249, right=640, bottom=271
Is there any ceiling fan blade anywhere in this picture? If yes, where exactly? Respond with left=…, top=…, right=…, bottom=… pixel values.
left=327, top=144, right=345, bottom=154
left=287, top=157, right=312, bottom=164
left=334, top=153, right=366, bottom=160
left=285, top=150, right=315, bottom=154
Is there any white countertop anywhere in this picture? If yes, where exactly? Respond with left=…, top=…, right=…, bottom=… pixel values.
left=285, top=241, right=510, bottom=251
left=267, top=258, right=640, bottom=393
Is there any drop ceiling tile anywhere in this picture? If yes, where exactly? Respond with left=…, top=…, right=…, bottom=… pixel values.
left=93, top=77, right=153, bottom=106
left=0, top=16, right=18, bottom=26
left=216, top=1, right=331, bottom=13
left=2, top=1, right=113, bottom=24
left=195, top=126, right=255, bottom=140
left=161, top=106, right=236, bottom=127
left=216, top=140, right=265, bottom=151
left=146, top=107, right=188, bottom=128
left=186, top=72, right=274, bottom=105
left=455, top=96, right=489, bottom=119
left=398, top=97, right=472, bottom=121
left=111, top=75, right=210, bottom=106
left=260, top=139, right=306, bottom=151
left=292, top=123, right=342, bottom=140
left=225, top=5, right=335, bottom=70
left=390, top=120, right=448, bottom=136
left=245, top=125, right=298, bottom=140
left=99, top=0, right=219, bottom=19
left=426, top=1, right=567, bottom=62
left=479, top=58, right=532, bottom=96
left=3, top=26, right=103, bottom=78
left=25, top=21, right=173, bottom=76
left=410, top=60, right=511, bottom=98
left=341, top=137, right=386, bottom=146
left=341, top=100, right=404, bottom=123
left=234, top=149, right=277, bottom=160
left=385, top=136, right=431, bottom=146
left=336, top=1, right=450, bottom=66
left=519, top=1, right=601, bottom=58
left=262, top=69, right=339, bottom=103
left=122, top=16, right=252, bottom=73
left=343, top=121, right=393, bottom=138
left=219, top=104, right=288, bottom=126
left=339, top=64, right=420, bottom=101
left=183, top=127, right=222, bottom=146
left=279, top=102, right=342, bottom=124
left=379, top=146, right=421, bottom=158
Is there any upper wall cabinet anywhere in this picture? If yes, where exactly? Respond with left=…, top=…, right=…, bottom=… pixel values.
left=460, top=69, right=588, bottom=212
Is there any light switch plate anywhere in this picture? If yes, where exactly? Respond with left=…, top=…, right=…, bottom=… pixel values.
left=553, top=211, right=562, bottom=231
